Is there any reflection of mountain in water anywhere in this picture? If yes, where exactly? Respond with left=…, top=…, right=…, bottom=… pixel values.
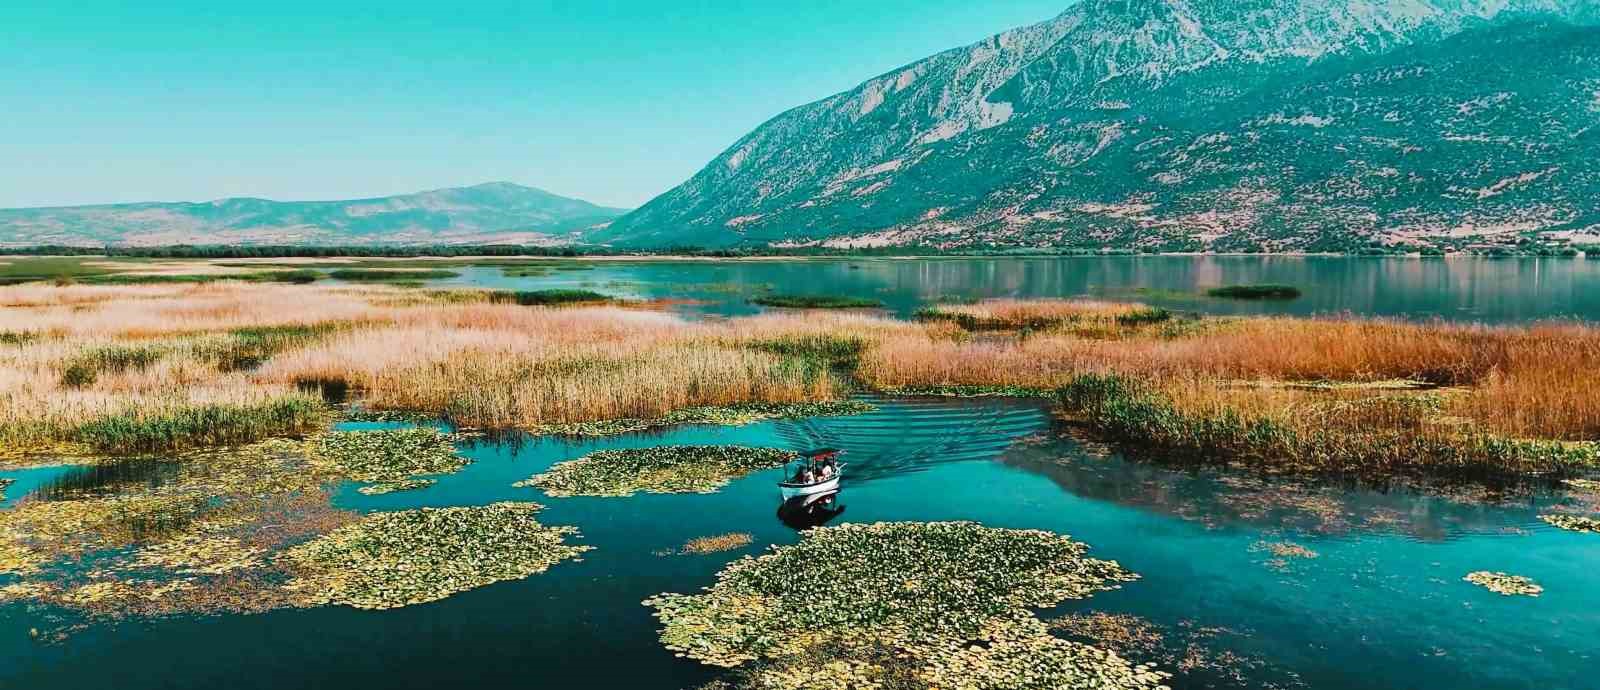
left=1001, top=434, right=1570, bottom=541
left=775, top=396, right=1052, bottom=482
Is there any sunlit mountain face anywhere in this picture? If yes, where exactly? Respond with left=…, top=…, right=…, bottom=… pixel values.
left=598, top=1, right=1599, bottom=252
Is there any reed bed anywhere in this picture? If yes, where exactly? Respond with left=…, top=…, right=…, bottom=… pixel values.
left=0, top=283, right=904, bottom=457
left=914, top=298, right=1170, bottom=331
left=3, top=281, right=1598, bottom=476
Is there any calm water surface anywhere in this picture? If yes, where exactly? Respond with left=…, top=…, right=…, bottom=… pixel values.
left=438, top=255, right=1600, bottom=323
left=3, top=397, right=1597, bottom=689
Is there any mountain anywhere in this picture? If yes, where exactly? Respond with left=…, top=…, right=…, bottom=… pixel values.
left=597, top=0, right=1600, bottom=252
left=0, top=182, right=628, bottom=247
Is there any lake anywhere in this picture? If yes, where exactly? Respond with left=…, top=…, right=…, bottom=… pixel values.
left=438, top=255, right=1600, bottom=323
left=3, top=396, right=1596, bottom=689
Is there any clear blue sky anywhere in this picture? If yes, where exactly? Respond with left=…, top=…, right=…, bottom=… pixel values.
left=0, top=1, right=1068, bottom=209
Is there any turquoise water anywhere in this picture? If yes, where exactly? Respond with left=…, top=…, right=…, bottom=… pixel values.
left=437, top=255, right=1600, bottom=323
left=3, top=397, right=1597, bottom=689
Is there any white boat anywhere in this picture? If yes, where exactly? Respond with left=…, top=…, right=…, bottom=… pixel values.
left=779, top=449, right=844, bottom=503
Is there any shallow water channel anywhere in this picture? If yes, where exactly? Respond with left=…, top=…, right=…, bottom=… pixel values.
left=3, top=396, right=1597, bottom=689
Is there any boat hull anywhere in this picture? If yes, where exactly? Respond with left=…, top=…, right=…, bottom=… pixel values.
left=779, top=475, right=840, bottom=502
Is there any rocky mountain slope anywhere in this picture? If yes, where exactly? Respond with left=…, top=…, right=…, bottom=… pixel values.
left=0, top=182, right=627, bottom=247
left=598, top=0, right=1600, bottom=252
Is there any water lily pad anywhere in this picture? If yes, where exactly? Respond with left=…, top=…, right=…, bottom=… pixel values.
left=307, top=428, right=468, bottom=482
left=1464, top=571, right=1543, bottom=596
left=1540, top=514, right=1600, bottom=533
left=518, top=445, right=794, bottom=497
left=644, top=521, right=1164, bottom=689
left=281, top=502, right=590, bottom=610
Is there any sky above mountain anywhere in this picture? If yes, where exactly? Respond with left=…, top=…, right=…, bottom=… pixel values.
left=0, top=0, right=1070, bottom=210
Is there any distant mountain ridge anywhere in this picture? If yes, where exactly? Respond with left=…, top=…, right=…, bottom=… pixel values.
left=0, top=182, right=628, bottom=247
left=598, top=0, right=1600, bottom=252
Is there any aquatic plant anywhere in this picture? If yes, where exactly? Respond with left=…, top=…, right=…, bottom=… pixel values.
left=1049, top=612, right=1303, bottom=690
left=751, top=294, right=883, bottom=309
left=518, top=445, right=794, bottom=497
left=1053, top=373, right=1599, bottom=478
left=356, top=478, right=438, bottom=495
left=281, top=502, right=590, bottom=610
left=307, top=427, right=468, bottom=483
left=59, top=343, right=167, bottom=386
left=0, top=477, right=12, bottom=501
left=748, top=334, right=866, bottom=368
left=1463, top=571, right=1543, bottom=596
left=1206, top=284, right=1302, bottom=300
left=914, top=299, right=1170, bottom=331
left=643, top=521, right=1163, bottom=689
left=326, top=268, right=458, bottom=282
left=74, top=395, right=326, bottom=454
left=674, top=532, right=756, bottom=555
left=490, top=288, right=615, bottom=306
left=1539, top=514, right=1600, bottom=533
left=528, top=400, right=876, bottom=437
left=878, top=384, right=1051, bottom=398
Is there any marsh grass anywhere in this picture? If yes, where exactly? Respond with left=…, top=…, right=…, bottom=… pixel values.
left=1055, top=374, right=1596, bottom=478
left=751, top=294, right=883, bottom=309
left=327, top=269, right=457, bottom=282
left=490, top=289, right=615, bottom=306
left=61, top=344, right=168, bottom=386
left=914, top=299, right=1170, bottom=332
left=209, top=323, right=346, bottom=371
left=748, top=334, right=866, bottom=368
left=79, top=270, right=320, bottom=285
left=75, top=395, right=326, bottom=454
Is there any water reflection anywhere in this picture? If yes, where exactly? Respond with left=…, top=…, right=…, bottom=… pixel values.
left=1001, top=433, right=1570, bottom=541
left=30, top=457, right=182, bottom=502
left=776, top=492, right=846, bottom=530
left=443, top=256, right=1600, bottom=323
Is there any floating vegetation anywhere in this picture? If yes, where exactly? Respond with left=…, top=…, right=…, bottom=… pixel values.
left=0, top=477, right=12, bottom=501
left=669, top=532, right=755, bottom=556
left=1250, top=540, right=1319, bottom=572
left=357, top=479, right=438, bottom=495
left=1464, top=571, right=1543, bottom=596
left=751, top=294, right=883, bottom=309
left=0, top=438, right=376, bottom=632
left=519, top=445, right=794, bottom=497
left=1563, top=478, right=1600, bottom=492
left=1540, top=514, right=1600, bottom=533
left=1206, top=284, right=1302, bottom=300
left=280, top=502, right=590, bottom=610
left=529, top=400, right=875, bottom=437
left=308, top=428, right=468, bottom=483
left=131, top=534, right=265, bottom=575
left=644, top=521, right=1163, bottom=689
left=1051, top=613, right=1304, bottom=690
